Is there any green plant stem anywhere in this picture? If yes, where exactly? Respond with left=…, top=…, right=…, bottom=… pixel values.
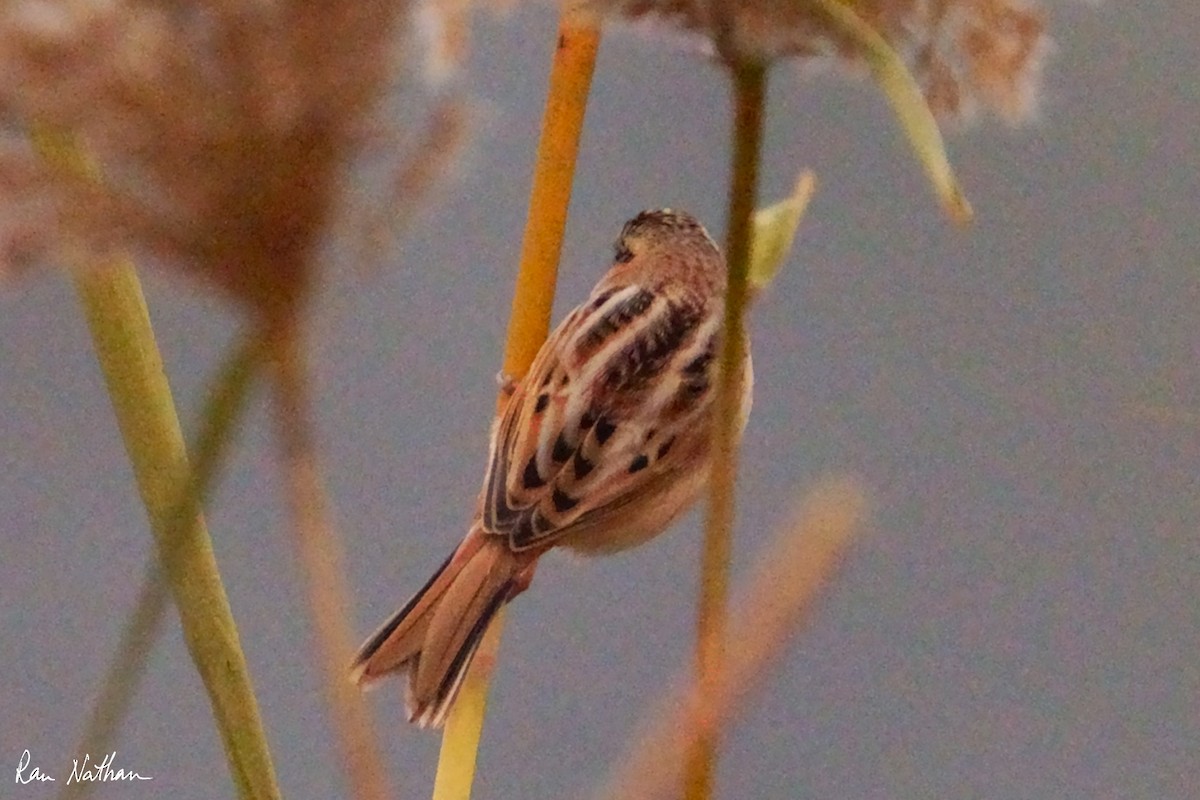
left=59, top=335, right=263, bottom=800
left=686, top=60, right=767, bottom=800
left=72, top=266, right=280, bottom=800
left=34, top=125, right=280, bottom=800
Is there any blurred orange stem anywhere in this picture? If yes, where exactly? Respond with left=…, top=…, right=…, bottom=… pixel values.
left=499, top=11, right=601, bottom=386
left=432, top=8, right=600, bottom=800
left=596, top=481, right=864, bottom=800
left=686, top=61, right=767, bottom=800
left=267, top=320, right=393, bottom=800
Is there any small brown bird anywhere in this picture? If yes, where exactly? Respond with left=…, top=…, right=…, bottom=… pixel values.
left=350, top=209, right=753, bottom=727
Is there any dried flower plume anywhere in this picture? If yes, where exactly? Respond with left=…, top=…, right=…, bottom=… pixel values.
left=586, top=0, right=1049, bottom=123
left=0, top=0, right=463, bottom=322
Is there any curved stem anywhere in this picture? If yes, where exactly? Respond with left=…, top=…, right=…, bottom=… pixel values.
left=811, top=0, right=972, bottom=224
left=597, top=481, right=865, bottom=800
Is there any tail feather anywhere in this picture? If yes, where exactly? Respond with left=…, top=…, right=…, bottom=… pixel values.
left=350, top=529, right=521, bottom=727
left=411, top=577, right=513, bottom=728
left=350, top=551, right=455, bottom=683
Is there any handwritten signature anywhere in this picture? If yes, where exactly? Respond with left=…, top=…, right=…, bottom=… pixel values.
left=15, top=750, right=152, bottom=785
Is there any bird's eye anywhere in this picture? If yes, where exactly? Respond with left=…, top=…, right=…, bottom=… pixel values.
left=613, top=238, right=635, bottom=263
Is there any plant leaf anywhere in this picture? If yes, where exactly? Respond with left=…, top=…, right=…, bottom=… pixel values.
left=810, top=0, right=973, bottom=225
left=748, top=171, right=817, bottom=292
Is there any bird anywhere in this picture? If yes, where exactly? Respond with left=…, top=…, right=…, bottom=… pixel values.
left=350, top=209, right=753, bottom=727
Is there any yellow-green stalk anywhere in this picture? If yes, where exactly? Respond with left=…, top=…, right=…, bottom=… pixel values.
left=58, top=335, right=263, bottom=800
left=33, top=129, right=281, bottom=800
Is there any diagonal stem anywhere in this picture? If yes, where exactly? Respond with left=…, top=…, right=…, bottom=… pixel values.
left=71, top=263, right=281, bottom=800
left=58, top=334, right=263, bottom=800
left=35, top=124, right=281, bottom=800
left=499, top=9, right=602, bottom=384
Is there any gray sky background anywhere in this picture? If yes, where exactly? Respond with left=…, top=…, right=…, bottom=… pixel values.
left=2, top=4, right=1198, bottom=799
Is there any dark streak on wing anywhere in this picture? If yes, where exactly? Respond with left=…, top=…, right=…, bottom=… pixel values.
left=589, top=288, right=616, bottom=310
left=551, top=433, right=572, bottom=463
left=512, top=508, right=557, bottom=548
left=552, top=488, right=579, bottom=513
left=575, top=288, right=656, bottom=361
left=594, top=416, right=616, bottom=444
left=662, top=330, right=716, bottom=419
left=487, top=465, right=514, bottom=529
left=603, top=301, right=703, bottom=391
left=683, top=334, right=715, bottom=375
left=522, top=456, right=545, bottom=489
left=484, top=406, right=524, bottom=532
left=482, top=421, right=504, bottom=529
left=657, top=437, right=675, bottom=459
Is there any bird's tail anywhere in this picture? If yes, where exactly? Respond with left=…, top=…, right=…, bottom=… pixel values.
left=350, top=527, right=522, bottom=728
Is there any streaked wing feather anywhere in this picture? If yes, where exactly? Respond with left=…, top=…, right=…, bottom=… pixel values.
left=480, top=282, right=717, bottom=551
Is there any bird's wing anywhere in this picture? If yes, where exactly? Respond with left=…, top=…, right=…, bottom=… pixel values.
left=480, top=282, right=718, bottom=551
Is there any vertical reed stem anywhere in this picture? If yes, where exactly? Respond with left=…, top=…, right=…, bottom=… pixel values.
left=431, top=9, right=601, bottom=800
left=686, top=60, right=767, bottom=800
